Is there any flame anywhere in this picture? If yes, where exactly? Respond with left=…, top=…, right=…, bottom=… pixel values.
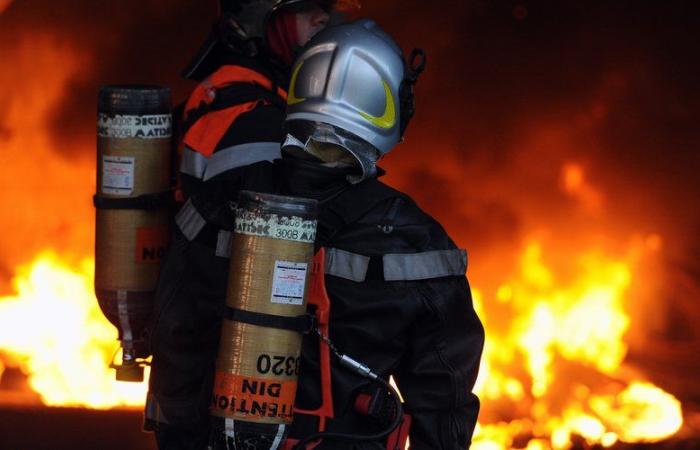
left=561, top=163, right=603, bottom=214
left=0, top=252, right=147, bottom=408
left=470, top=236, right=683, bottom=449
left=0, top=12, right=687, bottom=450
left=0, top=33, right=145, bottom=409
left=0, top=34, right=94, bottom=277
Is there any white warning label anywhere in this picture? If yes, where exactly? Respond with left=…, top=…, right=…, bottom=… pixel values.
left=271, top=261, right=308, bottom=305
left=235, top=210, right=317, bottom=243
left=102, top=155, right=135, bottom=196
left=97, top=113, right=172, bottom=139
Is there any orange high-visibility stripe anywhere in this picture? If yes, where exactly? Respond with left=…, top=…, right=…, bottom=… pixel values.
left=183, top=102, right=261, bottom=158
left=183, top=65, right=288, bottom=158
left=185, top=65, right=288, bottom=113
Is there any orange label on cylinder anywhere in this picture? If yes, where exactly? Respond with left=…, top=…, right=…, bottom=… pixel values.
left=135, top=226, right=168, bottom=264
left=211, top=372, right=297, bottom=422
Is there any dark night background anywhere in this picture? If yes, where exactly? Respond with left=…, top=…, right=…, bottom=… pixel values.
left=1, top=0, right=699, bottom=449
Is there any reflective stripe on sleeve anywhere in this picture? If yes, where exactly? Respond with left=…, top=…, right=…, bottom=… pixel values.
left=216, top=230, right=233, bottom=258
left=324, top=247, right=468, bottom=282
left=325, top=248, right=370, bottom=282
left=202, top=142, right=281, bottom=181
left=175, top=198, right=206, bottom=241
left=179, top=146, right=209, bottom=179
left=270, top=424, right=286, bottom=450
left=383, top=249, right=468, bottom=281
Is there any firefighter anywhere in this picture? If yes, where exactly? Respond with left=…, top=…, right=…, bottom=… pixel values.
left=144, top=1, right=335, bottom=448
left=231, top=19, right=485, bottom=448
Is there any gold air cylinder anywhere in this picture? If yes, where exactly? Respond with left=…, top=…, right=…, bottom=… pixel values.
left=212, top=191, right=318, bottom=445
left=94, top=85, right=172, bottom=382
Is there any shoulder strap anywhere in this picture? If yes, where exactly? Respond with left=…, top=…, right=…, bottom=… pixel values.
left=182, top=83, right=286, bottom=135
left=182, top=64, right=287, bottom=136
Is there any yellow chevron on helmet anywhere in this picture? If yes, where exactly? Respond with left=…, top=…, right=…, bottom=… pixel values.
left=285, top=19, right=406, bottom=156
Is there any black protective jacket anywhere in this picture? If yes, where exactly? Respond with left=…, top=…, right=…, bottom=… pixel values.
left=264, top=158, right=485, bottom=449
left=144, top=55, right=288, bottom=444
left=146, top=153, right=484, bottom=450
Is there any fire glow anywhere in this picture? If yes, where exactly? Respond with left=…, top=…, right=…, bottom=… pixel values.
left=0, top=229, right=684, bottom=445
left=0, top=9, right=687, bottom=450
left=0, top=253, right=147, bottom=408
left=470, top=236, right=683, bottom=448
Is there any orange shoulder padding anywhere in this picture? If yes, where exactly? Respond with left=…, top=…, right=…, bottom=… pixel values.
left=183, top=101, right=260, bottom=158
left=185, top=65, right=288, bottom=114
left=182, top=65, right=288, bottom=157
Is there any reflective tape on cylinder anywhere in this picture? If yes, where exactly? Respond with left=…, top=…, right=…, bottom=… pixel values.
left=94, top=85, right=172, bottom=368
left=212, top=191, right=318, bottom=446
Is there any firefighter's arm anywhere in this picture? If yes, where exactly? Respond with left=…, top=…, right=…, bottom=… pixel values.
left=394, top=277, right=485, bottom=450
left=178, top=102, right=285, bottom=228
left=179, top=100, right=285, bottom=201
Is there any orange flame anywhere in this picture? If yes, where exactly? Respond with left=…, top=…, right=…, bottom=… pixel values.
left=470, top=236, right=683, bottom=449
left=561, top=163, right=603, bottom=214
left=0, top=18, right=687, bottom=450
left=0, top=34, right=94, bottom=277
left=0, top=34, right=146, bottom=407
left=0, top=253, right=147, bottom=408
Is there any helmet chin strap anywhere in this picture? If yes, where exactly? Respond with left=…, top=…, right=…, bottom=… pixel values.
left=399, top=48, right=427, bottom=139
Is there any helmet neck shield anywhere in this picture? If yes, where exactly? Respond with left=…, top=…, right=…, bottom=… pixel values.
left=284, top=121, right=379, bottom=183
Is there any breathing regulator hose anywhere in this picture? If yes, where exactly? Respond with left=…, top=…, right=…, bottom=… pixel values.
left=292, top=346, right=404, bottom=449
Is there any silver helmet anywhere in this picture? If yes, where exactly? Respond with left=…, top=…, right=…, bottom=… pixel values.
left=285, top=19, right=424, bottom=180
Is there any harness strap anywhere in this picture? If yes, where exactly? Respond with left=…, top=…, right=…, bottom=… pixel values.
left=93, top=191, right=173, bottom=210
left=216, top=230, right=233, bottom=258
left=183, top=65, right=287, bottom=117
left=182, top=83, right=286, bottom=134
left=175, top=198, right=207, bottom=241
left=182, top=65, right=288, bottom=158
left=224, top=306, right=316, bottom=334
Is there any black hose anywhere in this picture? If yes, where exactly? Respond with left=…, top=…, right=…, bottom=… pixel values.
left=292, top=377, right=404, bottom=449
